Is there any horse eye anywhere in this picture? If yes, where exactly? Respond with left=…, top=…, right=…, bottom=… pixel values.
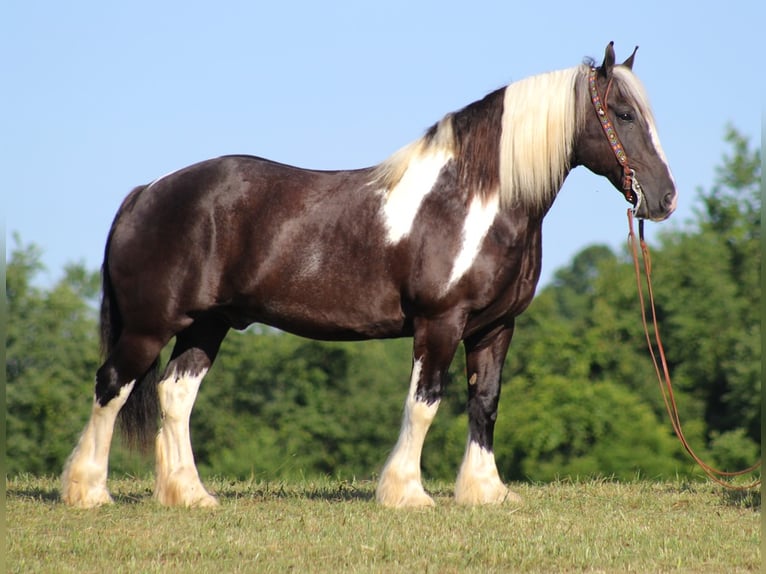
left=617, top=111, right=635, bottom=122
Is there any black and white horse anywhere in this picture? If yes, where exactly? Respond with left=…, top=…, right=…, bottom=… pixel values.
left=62, top=43, right=676, bottom=508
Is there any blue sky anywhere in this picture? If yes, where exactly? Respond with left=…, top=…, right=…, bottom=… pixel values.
left=4, top=1, right=762, bottom=288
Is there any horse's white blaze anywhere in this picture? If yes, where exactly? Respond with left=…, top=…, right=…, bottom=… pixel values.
left=61, top=380, right=135, bottom=508
left=446, top=195, right=499, bottom=289
left=155, top=369, right=218, bottom=507
left=376, top=359, right=439, bottom=507
left=381, top=149, right=452, bottom=244
left=646, top=122, right=675, bottom=187
left=612, top=67, right=675, bottom=187
left=455, top=440, right=518, bottom=505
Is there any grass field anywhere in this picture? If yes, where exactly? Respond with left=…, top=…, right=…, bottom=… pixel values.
left=6, top=475, right=760, bottom=573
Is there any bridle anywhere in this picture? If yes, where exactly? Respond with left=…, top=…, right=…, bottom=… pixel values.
left=588, top=67, right=644, bottom=216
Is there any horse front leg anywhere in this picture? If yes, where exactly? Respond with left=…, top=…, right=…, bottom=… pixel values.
left=455, top=322, right=521, bottom=505
left=376, top=315, right=463, bottom=508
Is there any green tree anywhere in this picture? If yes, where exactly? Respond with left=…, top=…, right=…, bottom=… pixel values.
left=500, top=126, right=761, bottom=478
left=648, top=125, right=761, bottom=465
left=6, top=237, right=101, bottom=475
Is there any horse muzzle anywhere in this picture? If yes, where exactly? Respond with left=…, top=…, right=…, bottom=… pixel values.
left=634, top=188, right=677, bottom=222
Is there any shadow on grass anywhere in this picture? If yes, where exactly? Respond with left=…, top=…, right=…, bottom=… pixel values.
left=8, top=487, right=154, bottom=505
left=720, top=487, right=761, bottom=510
left=214, top=479, right=376, bottom=503
left=7, top=485, right=60, bottom=503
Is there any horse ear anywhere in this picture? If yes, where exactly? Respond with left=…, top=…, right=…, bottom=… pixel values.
left=622, top=45, right=639, bottom=70
left=599, top=41, right=616, bottom=78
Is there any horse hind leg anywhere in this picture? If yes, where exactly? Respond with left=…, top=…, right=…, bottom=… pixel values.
left=154, top=318, right=228, bottom=508
left=62, top=333, right=163, bottom=508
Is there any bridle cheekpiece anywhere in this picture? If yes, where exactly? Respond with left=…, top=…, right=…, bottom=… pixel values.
left=588, top=67, right=644, bottom=216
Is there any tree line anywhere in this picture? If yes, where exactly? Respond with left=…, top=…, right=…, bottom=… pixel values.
left=6, top=127, right=760, bottom=483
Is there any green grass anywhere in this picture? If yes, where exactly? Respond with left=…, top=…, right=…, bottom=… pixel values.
left=7, top=475, right=760, bottom=573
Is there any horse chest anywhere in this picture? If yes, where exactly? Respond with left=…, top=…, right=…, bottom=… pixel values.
left=399, top=207, right=542, bottom=329
left=458, top=217, right=543, bottom=327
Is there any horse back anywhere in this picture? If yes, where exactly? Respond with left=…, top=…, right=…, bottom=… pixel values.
left=105, top=156, right=409, bottom=338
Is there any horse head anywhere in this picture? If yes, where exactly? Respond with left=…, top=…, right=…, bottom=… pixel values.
left=576, top=42, right=677, bottom=221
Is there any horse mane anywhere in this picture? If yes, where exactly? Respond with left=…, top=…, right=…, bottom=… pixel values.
left=374, top=65, right=588, bottom=211
left=498, top=66, right=584, bottom=210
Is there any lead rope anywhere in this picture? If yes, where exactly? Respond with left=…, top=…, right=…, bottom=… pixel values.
left=627, top=209, right=761, bottom=490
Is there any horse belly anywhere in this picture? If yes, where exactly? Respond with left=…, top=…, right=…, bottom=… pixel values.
left=237, top=265, right=408, bottom=341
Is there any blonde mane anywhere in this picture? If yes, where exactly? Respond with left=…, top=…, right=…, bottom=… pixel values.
left=373, top=65, right=589, bottom=210
left=371, top=116, right=456, bottom=192
left=498, top=66, right=584, bottom=209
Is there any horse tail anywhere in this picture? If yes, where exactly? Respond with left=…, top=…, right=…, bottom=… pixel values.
left=101, top=185, right=161, bottom=452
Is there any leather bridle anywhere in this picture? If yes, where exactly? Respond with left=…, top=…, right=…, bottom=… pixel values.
left=588, top=67, right=644, bottom=216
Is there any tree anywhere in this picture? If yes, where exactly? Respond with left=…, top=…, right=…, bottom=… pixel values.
left=6, top=237, right=101, bottom=475
left=649, top=126, right=761, bottom=464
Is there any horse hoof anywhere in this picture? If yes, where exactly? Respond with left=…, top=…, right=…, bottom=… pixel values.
left=376, top=478, right=435, bottom=508
left=155, top=470, right=219, bottom=508
left=61, top=483, right=114, bottom=508
left=455, top=483, right=522, bottom=506
left=189, top=493, right=220, bottom=508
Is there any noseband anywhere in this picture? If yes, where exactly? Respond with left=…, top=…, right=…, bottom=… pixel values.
left=588, top=67, right=644, bottom=216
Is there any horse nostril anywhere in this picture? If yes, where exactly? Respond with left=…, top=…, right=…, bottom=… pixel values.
left=662, top=192, right=677, bottom=212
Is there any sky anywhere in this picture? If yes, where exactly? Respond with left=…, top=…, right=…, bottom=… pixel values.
left=4, top=1, right=762, bottom=289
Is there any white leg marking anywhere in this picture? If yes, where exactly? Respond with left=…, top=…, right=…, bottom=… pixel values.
left=455, top=439, right=521, bottom=505
left=381, top=150, right=452, bottom=244
left=61, top=381, right=135, bottom=508
left=446, top=195, right=499, bottom=290
left=155, top=369, right=218, bottom=507
left=376, top=359, right=439, bottom=507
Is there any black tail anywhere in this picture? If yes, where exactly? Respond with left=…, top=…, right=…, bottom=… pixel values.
left=101, top=185, right=160, bottom=453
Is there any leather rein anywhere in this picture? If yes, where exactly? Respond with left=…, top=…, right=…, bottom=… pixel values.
left=589, top=67, right=761, bottom=490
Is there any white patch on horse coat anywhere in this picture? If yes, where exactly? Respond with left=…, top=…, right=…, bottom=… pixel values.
left=381, top=149, right=453, bottom=244
left=61, top=380, right=136, bottom=508
left=155, top=369, right=218, bottom=507
left=446, top=195, right=499, bottom=289
left=455, top=440, right=517, bottom=505
left=376, top=359, right=439, bottom=507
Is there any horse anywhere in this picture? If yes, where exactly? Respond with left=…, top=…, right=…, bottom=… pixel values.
left=62, top=42, right=676, bottom=508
